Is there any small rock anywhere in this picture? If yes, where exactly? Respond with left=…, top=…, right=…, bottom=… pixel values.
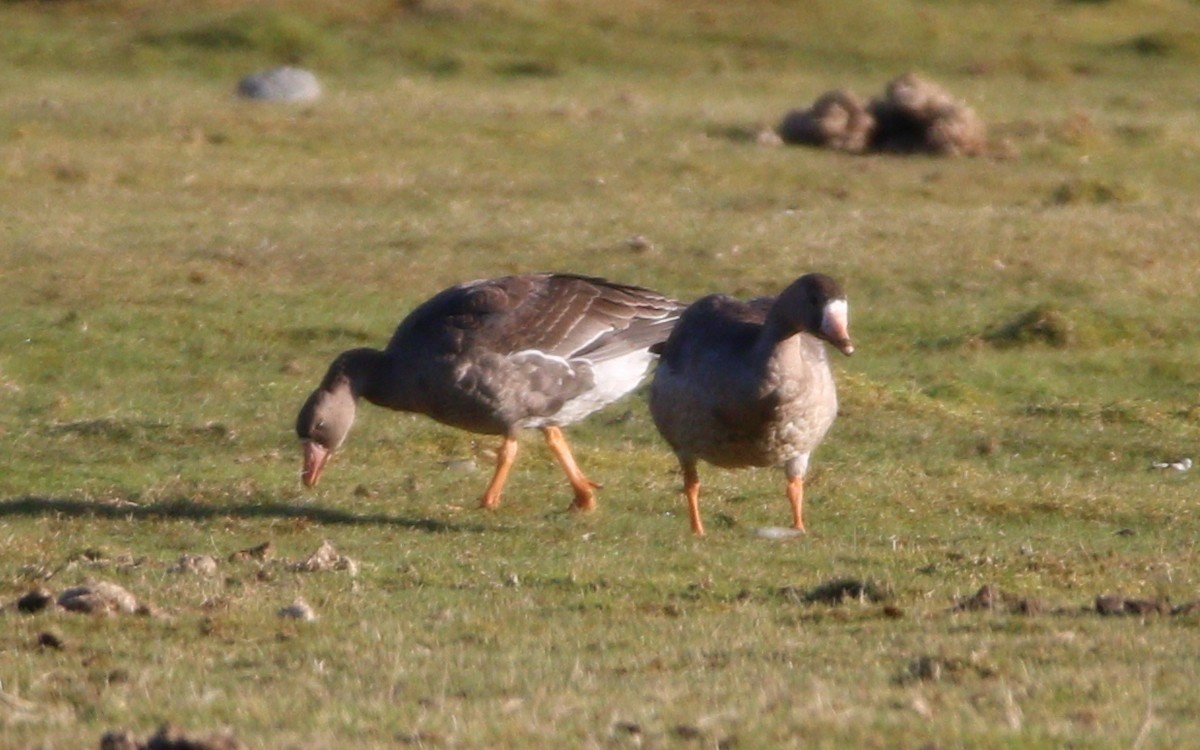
left=37, top=631, right=65, bottom=650
left=170, top=555, right=218, bottom=576
left=228, top=541, right=274, bottom=563
left=952, top=583, right=1042, bottom=615
left=278, top=599, right=317, bottom=622
left=236, top=67, right=321, bottom=103
left=624, top=235, right=654, bottom=253
left=288, top=540, right=358, bottom=576
left=58, top=581, right=139, bottom=615
left=955, top=584, right=998, bottom=611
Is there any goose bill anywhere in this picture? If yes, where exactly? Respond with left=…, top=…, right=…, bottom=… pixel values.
left=302, top=441, right=331, bottom=487
left=821, top=301, right=854, bottom=356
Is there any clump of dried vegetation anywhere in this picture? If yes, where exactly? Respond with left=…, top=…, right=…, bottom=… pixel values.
left=778, top=72, right=988, bottom=156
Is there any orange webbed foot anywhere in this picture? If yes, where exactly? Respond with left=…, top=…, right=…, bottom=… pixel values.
left=568, top=479, right=601, bottom=512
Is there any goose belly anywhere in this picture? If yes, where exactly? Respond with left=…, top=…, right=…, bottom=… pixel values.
left=525, top=349, right=656, bottom=427
left=653, top=365, right=837, bottom=470
left=703, top=400, right=835, bottom=468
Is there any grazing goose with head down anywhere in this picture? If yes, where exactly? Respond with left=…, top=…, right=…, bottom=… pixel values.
left=649, top=273, right=854, bottom=536
left=296, top=273, right=684, bottom=511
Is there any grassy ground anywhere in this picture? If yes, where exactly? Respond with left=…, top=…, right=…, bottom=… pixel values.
left=3, top=1, right=1200, bottom=748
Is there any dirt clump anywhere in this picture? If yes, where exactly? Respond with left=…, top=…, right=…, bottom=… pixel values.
left=228, top=541, right=274, bottom=563
left=778, top=73, right=988, bottom=156
left=782, top=577, right=890, bottom=605
left=287, top=540, right=359, bottom=576
left=954, top=584, right=1043, bottom=615
left=101, top=723, right=243, bottom=750
left=17, top=587, right=55, bottom=614
left=1095, top=595, right=1171, bottom=616
left=58, top=581, right=142, bottom=616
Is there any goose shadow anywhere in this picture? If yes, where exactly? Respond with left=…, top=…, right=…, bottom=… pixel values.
left=0, top=495, right=489, bottom=534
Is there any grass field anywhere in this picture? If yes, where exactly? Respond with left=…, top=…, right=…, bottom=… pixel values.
left=3, top=1, right=1200, bottom=748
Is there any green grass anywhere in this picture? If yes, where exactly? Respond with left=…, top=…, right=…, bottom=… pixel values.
left=3, top=1, right=1200, bottom=748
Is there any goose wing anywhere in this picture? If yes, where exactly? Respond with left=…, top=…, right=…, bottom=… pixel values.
left=392, top=274, right=682, bottom=361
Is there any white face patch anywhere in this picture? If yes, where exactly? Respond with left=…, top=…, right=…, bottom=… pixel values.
left=823, top=299, right=849, bottom=333
left=821, top=299, right=853, bottom=354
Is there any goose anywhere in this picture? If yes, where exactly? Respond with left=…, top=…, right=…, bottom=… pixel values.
left=649, top=273, right=854, bottom=535
left=296, top=273, right=684, bottom=511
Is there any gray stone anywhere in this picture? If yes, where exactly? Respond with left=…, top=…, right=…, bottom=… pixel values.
left=237, top=67, right=321, bottom=103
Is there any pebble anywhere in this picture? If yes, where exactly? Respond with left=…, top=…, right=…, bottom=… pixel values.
left=278, top=599, right=317, bottom=622
left=237, top=67, right=321, bottom=103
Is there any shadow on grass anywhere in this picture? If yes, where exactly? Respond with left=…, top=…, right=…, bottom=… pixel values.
left=0, top=496, right=488, bottom=535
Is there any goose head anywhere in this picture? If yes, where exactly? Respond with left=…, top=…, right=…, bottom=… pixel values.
left=776, top=273, right=854, bottom=355
left=295, top=347, right=390, bottom=486
left=296, top=375, right=357, bottom=487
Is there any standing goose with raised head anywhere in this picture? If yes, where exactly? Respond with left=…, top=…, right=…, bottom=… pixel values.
left=649, top=273, right=854, bottom=536
left=296, top=273, right=684, bottom=512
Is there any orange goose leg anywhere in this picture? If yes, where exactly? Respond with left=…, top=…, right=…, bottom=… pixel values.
left=682, top=460, right=705, bottom=536
left=787, top=475, right=807, bottom=532
left=541, top=426, right=600, bottom=512
left=480, top=436, right=519, bottom=509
